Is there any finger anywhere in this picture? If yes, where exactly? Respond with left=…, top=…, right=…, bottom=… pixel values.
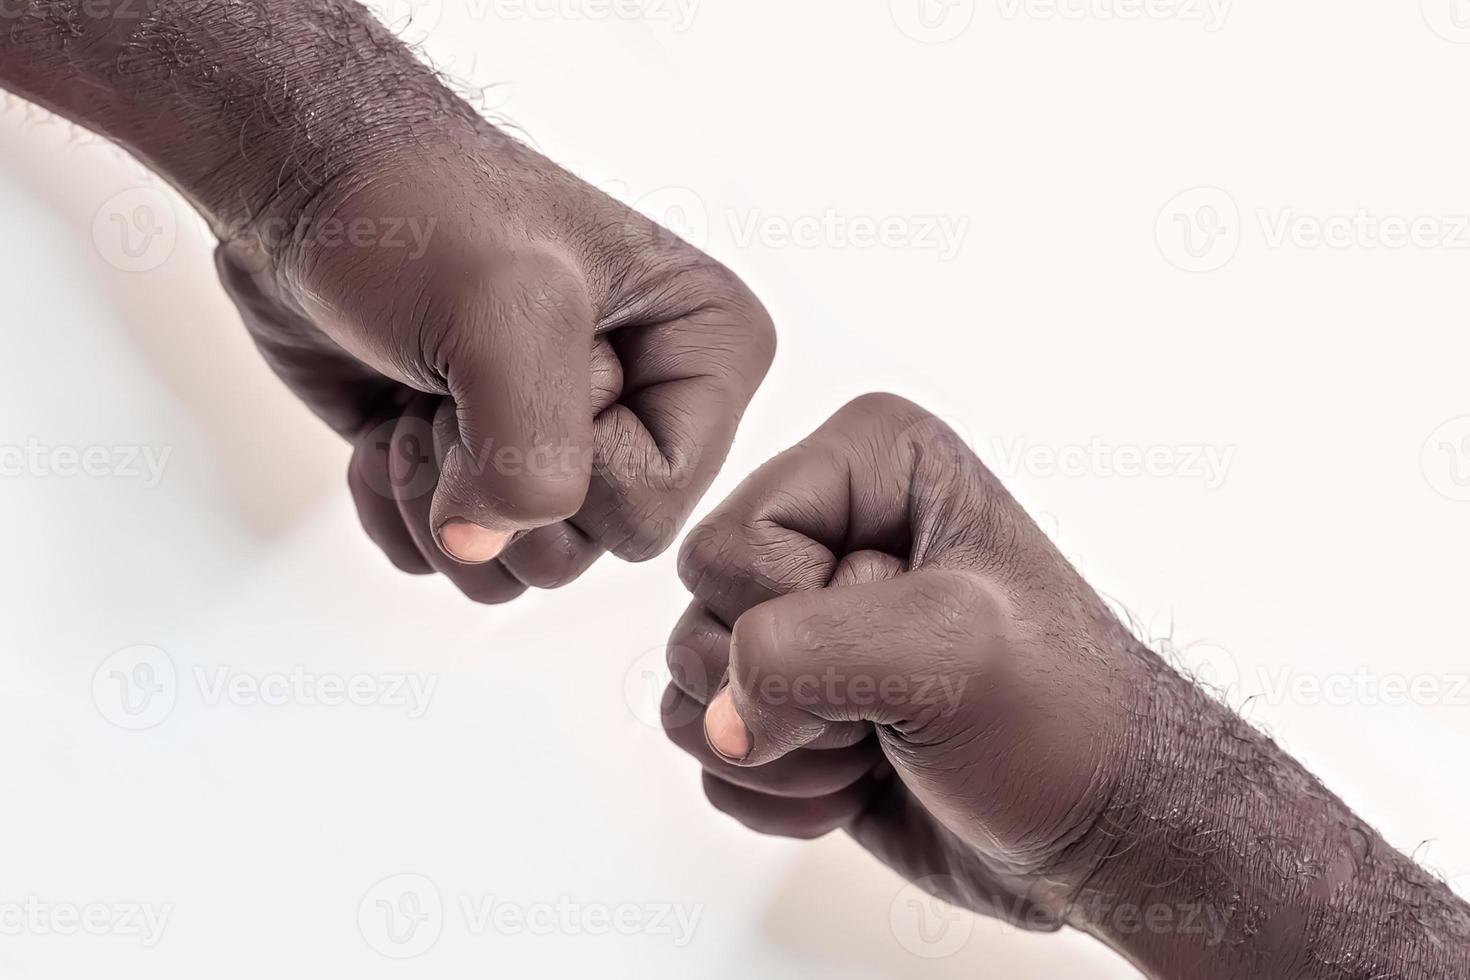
left=664, top=685, right=880, bottom=798
left=391, top=396, right=528, bottom=605
left=348, top=421, right=434, bottom=575
left=574, top=272, right=776, bottom=564
left=216, top=241, right=399, bottom=439
left=701, top=771, right=877, bottom=840
left=667, top=547, right=905, bottom=706
left=666, top=602, right=730, bottom=704
left=705, top=569, right=995, bottom=767
left=430, top=248, right=598, bottom=565
left=677, top=393, right=985, bottom=627
left=490, top=337, right=622, bottom=590
left=498, top=521, right=603, bottom=590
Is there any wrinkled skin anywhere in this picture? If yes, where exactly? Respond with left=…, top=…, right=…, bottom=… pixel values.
left=664, top=393, right=1141, bottom=929
left=217, top=123, right=774, bottom=603
left=665, top=396, right=1470, bottom=979
left=0, top=0, right=774, bottom=603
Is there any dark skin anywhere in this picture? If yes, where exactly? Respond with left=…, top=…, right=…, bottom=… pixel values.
left=5, top=5, right=1466, bottom=976
left=669, top=393, right=1470, bottom=979
left=0, top=0, right=775, bottom=602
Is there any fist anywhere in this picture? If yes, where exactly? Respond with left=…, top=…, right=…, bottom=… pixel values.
left=216, top=117, right=774, bottom=603
left=665, top=394, right=1150, bottom=928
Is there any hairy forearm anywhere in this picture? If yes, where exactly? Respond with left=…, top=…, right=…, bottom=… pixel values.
left=1071, top=648, right=1470, bottom=979
left=0, top=0, right=477, bottom=231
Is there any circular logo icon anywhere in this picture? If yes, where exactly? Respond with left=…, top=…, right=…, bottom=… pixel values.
left=358, top=873, right=443, bottom=959
left=623, top=644, right=710, bottom=731
left=1155, top=186, right=1241, bottom=273
left=895, top=412, right=980, bottom=495
left=1159, top=637, right=1242, bottom=701
left=890, top=0, right=977, bottom=43
left=92, top=187, right=179, bottom=273
left=1424, top=0, right=1470, bottom=42
left=365, top=0, right=446, bottom=45
left=632, top=186, right=711, bottom=251
left=889, top=876, right=974, bottom=959
left=358, top=414, right=439, bottom=503
left=92, top=645, right=178, bottom=731
left=1423, top=416, right=1470, bottom=502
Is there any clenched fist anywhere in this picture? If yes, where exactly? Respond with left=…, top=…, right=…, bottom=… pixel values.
left=665, top=393, right=1132, bottom=929
left=217, top=120, right=774, bottom=603
left=664, top=394, right=1470, bottom=980
left=0, top=0, right=774, bottom=604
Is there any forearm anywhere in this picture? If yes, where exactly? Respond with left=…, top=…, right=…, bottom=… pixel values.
left=0, top=0, right=477, bottom=232
left=1071, top=647, right=1470, bottom=979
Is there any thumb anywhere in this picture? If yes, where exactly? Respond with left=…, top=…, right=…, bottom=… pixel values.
left=704, top=568, right=997, bottom=767
left=430, top=249, right=596, bottom=564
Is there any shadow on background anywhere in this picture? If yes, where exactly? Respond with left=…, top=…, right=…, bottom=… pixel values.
left=0, top=100, right=344, bottom=538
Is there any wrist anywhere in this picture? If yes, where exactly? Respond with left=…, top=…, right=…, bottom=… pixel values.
left=1061, top=647, right=1311, bottom=978
left=146, top=8, right=482, bottom=239
left=0, top=2, right=484, bottom=236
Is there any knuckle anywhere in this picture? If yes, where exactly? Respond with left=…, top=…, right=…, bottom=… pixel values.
left=677, top=519, right=744, bottom=593
left=454, top=575, right=525, bottom=606
left=609, top=507, right=682, bottom=563
left=493, top=470, right=592, bottom=527
left=842, top=391, right=926, bottom=424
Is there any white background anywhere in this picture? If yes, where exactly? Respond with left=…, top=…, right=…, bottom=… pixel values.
left=2, top=1, right=1469, bottom=976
